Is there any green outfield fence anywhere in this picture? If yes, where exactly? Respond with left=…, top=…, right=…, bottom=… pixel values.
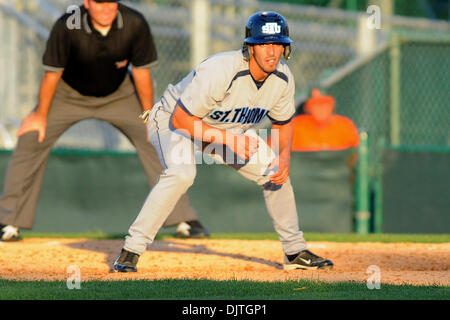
left=0, top=149, right=355, bottom=234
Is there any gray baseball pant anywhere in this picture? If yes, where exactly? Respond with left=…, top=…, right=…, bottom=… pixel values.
left=0, top=76, right=198, bottom=229
left=124, top=104, right=307, bottom=256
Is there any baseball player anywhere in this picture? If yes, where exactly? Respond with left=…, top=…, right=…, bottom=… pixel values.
left=114, top=11, right=333, bottom=272
left=0, top=0, right=209, bottom=241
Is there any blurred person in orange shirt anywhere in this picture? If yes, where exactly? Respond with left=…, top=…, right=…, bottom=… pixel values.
left=291, top=89, right=359, bottom=152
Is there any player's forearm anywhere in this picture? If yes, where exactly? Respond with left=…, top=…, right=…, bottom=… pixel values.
left=35, top=71, right=63, bottom=117
left=172, top=105, right=258, bottom=160
left=171, top=105, right=229, bottom=144
left=272, top=122, right=293, bottom=161
left=132, top=67, right=154, bottom=111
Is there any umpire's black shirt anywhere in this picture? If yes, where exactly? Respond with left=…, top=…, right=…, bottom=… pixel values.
left=43, top=4, right=157, bottom=97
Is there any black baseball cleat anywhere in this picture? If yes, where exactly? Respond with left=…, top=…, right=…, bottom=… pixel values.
left=175, top=220, right=210, bottom=239
left=0, top=224, right=22, bottom=242
left=283, top=249, right=334, bottom=271
left=113, top=249, right=140, bottom=272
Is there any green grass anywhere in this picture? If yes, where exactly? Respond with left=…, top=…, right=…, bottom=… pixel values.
left=0, top=279, right=448, bottom=300
left=6, top=233, right=450, bottom=300
left=20, top=232, right=450, bottom=243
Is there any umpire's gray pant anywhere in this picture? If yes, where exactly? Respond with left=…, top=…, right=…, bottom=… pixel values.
left=0, top=76, right=198, bottom=229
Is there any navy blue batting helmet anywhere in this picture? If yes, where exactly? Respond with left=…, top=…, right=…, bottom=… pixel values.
left=243, top=11, right=292, bottom=59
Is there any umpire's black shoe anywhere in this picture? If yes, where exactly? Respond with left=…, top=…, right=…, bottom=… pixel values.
left=283, top=249, right=334, bottom=271
left=175, top=220, right=210, bottom=239
left=0, top=224, right=22, bottom=242
left=113, top=249, right=139, bottom=272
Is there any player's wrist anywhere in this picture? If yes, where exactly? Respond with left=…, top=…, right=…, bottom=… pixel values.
left=32, top=109, right=49, bottom=119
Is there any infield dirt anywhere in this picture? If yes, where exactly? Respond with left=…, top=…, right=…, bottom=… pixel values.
left=0, top=238, right=448, bottom=285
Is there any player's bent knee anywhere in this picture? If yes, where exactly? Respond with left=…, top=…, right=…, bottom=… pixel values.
left=165, top=165, right=196, bottom=187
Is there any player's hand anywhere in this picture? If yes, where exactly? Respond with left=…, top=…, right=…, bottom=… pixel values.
left=228, top=133, right=259, bottom=161
left=268, top=155, right=290, bottom=185
left=16, top=112, right=47, bottom=143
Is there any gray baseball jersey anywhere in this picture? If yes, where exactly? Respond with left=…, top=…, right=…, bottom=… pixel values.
left=160, top=50, right=295, bottom=131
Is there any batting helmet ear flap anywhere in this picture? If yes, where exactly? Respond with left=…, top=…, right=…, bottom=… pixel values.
left=284, top=44, right=291, bottom=60
left=242, top=43, right=251, bottom=61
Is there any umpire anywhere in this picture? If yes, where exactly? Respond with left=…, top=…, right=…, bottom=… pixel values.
left=0, top=0, right=209, bottom=241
